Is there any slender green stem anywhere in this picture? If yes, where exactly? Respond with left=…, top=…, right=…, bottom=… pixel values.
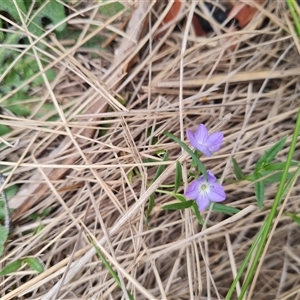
left=286, top=0, right=300, bottom=36
left=237, top=107, right=300, bottom=299
left=225, top=223, right=266, bottom=300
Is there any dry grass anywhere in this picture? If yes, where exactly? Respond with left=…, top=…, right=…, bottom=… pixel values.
left=1, top=1, right=300, bottom=299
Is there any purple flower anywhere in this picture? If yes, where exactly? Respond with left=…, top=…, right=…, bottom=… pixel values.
left=184, top=171, right=226, bottom=211
left=186, top=124, right=223, bottom=157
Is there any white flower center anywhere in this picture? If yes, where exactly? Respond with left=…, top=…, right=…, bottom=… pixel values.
left=200, top=183, right=210, bottom=194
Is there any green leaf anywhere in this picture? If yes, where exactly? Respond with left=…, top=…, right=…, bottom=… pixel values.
left=244, top=172, right=260, bottom=182
left=174, top=161, right=182, bottom=193
left=212, top=203, right=240, bottom=215
left=100, top=1, right=125, bottom=16
left=28, top=0, right=67, bottom=36
left=33, top=223, right=44, bottom=235
left=25, top=257, right=44, bottom=273
left=153, top=150, right=169, bottom=182
left=286, top=213, right=300, bottom=226
left=0, top=125, right=11, bottom=136
left=41, top=207, right=51, bottom=217
left=0, top=1, right=27, bottom=41
left=258, top=171, right=294, bottom=184
left=5, top=185, right=18, bottom=199
left=232, top=157, right=244, bottom=180
left=163, top=131, right=207, bottom=180
left=0, top=225, right=9, bottom=256
left=162, top=201, right=194, bottom=210
left=0, top=259, right=24, bottom=276
left=173, top=193, right=187, bottom=202
left=90, top=237, right=134, bottom=300
left=191, top=202, right=204, bottom=225
left=145, top=194, right=155, bottom=226
left=263, top=161, right=299, bottom=172
left=254, top=176, right=265, bottom=209
left=256, top=136, right=287, bottom=169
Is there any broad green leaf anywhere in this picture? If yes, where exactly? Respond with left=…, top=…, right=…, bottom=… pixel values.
left=0, top=1, right=26, bottom=41
left=0, top=202, right=13, bottom=221
left=25, top=257, right=44, bottom=273
left=162, top=201, right=194, bottom=210
left=163, top=131, right=207, bottom=180
left=0, top=259, right=24, bottom=276
left=100, top=1, right=125, bottom=16
left=232, top=157, right=244, bottom=180
left=256, top=136, right=287, bottom=169
left=0, top=125, right=11, bottom=136
left=153, top=150, right=169, bottom=182
left=174, top=161, right=182, bottom=193
left=212, top=203, right=240, bottom=215
left=32, top=69, right=56, bottom=87
left=0, top=225, right=9, bottom=256
left=5, top=185, right=18, bottom=199
left=254, top=176, right=265, bottom=209
left=28, top=0, right=67, bottom=36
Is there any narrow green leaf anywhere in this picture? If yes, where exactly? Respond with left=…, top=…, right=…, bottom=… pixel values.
left=162, top=201, right=194, bottom=210
left=163, top=131, right=207, bottom=179
left=153, top=150, right=169, bottom=182
left=212, top=203, right=240, bottom=215
left=145, top=194, right=155, bottom=224
left=90, top=238, right=134, bottom=300
left=0, top=259, right=23, bottom=276
left=281, top=166, right=300, bottom=200
left=254, top=176, right=265, bottom=209
left=191, top=203, right=204, bottom=225
left=41, top=207, right=51, bottom=217
left=33, top=223, right=44, bottom=235
left=174, top=161, right=182, bottom=193
left=286, top=213, right=300, bottom=226
left=25, top=257, right=44, bottom=273
left=244, top=172, right=260, bottom=182
left=173, top=193, right=187, bottom=202
left=232, top=157, right=244, bottom=180
left=263, top=161, right=299, bottom=172
left=256, top=136, right=287, bottom=169
left=259, top=171, right=294, bottom=184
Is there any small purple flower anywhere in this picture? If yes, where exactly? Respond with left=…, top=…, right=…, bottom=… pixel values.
left=186, top=124, right=223, bottom=157
left=185, top=171, right=226, bottom=211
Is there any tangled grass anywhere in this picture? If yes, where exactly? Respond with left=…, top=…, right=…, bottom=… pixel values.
left=1, top=1, right=300, bottom=299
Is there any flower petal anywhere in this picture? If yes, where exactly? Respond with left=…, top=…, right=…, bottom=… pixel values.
left=207, top=132, right=223, bottom=152
left=196, top=144, right=212, bottom=157
left=196, top=193, right=210, bottom=211
left=184, top=180, right=200, bottom=200
left=208, top=183, right=226, bottom=202
left=195, top=124, right=208, bottom=144
left=186, top=129, right=199, bottom=149
left=206, top=170, right=217, bottom=183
